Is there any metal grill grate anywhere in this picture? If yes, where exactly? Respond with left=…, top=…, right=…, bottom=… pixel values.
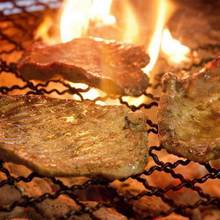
left=1, top=1, right=220, bottom=219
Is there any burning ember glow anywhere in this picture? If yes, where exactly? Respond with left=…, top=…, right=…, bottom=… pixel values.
left=161, top=28, right=190, bottom=64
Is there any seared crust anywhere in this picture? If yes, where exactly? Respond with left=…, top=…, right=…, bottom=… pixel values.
left=158, top=57, right=220, bottom=162
left=0, top=95, right=148, bottom=179
left=18, top=38, right=149, bottom=96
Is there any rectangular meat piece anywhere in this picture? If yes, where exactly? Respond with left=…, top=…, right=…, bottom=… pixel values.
left=158, top=57, right=220, bottom=162
left=0, top=95, right=148, bottom=179
left=17, top=38, right=149, bottom=96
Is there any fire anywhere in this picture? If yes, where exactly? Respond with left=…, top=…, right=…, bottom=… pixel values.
left=143, top=0, right=190, bottom=73
left=59, top=0, right=116, bottom=102
left=143, top=0, right=170, bottom=74
left=60, top=0, right=115, bottom=43
left=60, top=0, right=91, bottom=42
left=122, top=1, right=139, bottom=44
left=90, top=0, right=116, bottom=26
left=35, top=16, right=59, bottom=45
left=36, top=0, right=191, bottom=103
left=161, top=28, right=190, bottom=64
left=69, top=82, right=121, bottom=105
left=60, top=0, right=140, bottom=44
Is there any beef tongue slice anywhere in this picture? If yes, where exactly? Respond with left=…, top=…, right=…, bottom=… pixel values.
left=18, top=38, right=149, bottom=96
left=0, top=95, right=148, bottom=179
left=158, top=57, right=220, bottom=162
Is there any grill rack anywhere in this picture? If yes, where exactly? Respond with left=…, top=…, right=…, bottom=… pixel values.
left=1, top=1, right=220, bottom=219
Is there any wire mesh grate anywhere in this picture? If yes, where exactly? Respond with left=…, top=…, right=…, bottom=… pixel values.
left=1, top=1, right=220, bottom=219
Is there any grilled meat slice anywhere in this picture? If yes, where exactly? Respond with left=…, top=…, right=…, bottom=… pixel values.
left=0, top=95, right=148, bottom=179
left=158, top=57, right=220, bottom=162
left=18, top=38, right=149, bottom=96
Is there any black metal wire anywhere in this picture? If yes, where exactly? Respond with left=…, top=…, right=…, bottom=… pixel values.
left=1, top=1, right=220, bottom=219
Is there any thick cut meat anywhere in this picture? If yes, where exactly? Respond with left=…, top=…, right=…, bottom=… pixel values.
left=18, top=38, right=149, bottom=96
left=158, top=57, right=220, bottom=162
left=0, top=95, right=148, bottom=179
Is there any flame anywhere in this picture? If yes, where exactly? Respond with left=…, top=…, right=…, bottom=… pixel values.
left=60, top=0, right=90, bottom=42
left=161, top=28, right=190, bottom=64
left=69, top=82, right=105, bottom=100
left=60, top=0, right=115, bottom=43
left=122, top=2, right=139, bottom=44
left=59, top=0, right=116, bottom=102
left=36, top=1, right=191, bottom=104
left=143, top=0, right=171, bottom=74
left=142, top=0, right=190, bottom=74
left=90, top=0, right=116, bottom=26
left=35, top=16, right=59, bottom=45
left=69, top=82, right=121, bottom=105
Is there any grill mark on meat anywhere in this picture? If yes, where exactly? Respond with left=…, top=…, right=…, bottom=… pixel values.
left=0, top=95, right=148, bottom=179
left=17, top=38, right=149, bottom=96
left=158, top=56, right=220, bottom=162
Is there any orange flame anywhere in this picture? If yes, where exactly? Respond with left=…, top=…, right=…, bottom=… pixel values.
left=122, top=1, right=139, bottom=44
left=36, top=1, right=191, bottom=103
left=143, top=0, right=171, bottom=74
left=143, top=0, right=190, bottom=73
left=161, top=28, right=190, bottom=64
left=60, top=0, right=91, bottom=42
left=60, top=0, right=115, bottom=43
left=59, top=0, right=116, bottom=102
left=90, top=0, right=116, bottom=26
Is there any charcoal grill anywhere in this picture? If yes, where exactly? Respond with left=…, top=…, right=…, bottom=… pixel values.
left=1, top=1, right=220, bottom=219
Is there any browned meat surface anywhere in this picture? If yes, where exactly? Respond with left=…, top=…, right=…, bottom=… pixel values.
left=201, top=208, right=220, bottom=220
left=18, top=38, right=149, bottom=96
left=168, top=0, right=220, bottom=49
left=0, top=95, right=148, bottom=179
left=158, top=57, right=220, bottom=162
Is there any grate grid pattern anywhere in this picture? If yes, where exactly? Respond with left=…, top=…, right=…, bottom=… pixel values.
left=1, top=1, right=220, bottom=219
